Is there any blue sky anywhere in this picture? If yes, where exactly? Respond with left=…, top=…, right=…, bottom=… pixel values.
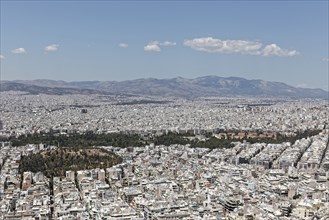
left=0, top=1, right=328, bottom=90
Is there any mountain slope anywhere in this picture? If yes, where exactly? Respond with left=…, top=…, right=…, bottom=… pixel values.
left=2, top=76, right=328, bottom=99
left=0, top=82, right=110, bottom=95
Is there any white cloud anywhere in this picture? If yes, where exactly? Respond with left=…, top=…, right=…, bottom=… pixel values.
left=160, top=41, right=176, bottom=46
left=322, top=57, right=329, bottom=62
left=144, top=40, right=176, bottom=52
left=0, top=54, right=4, bottom=60
left=11, top=48, right=26, bottom=54
left=184, top=37, right=262, bottom=55
left=44, top=44, right=59, bottom=53
left=119, top=43, right=128, bottom=48
left=262, top=44, right=299, bottom=57
left=184, top=37, right=299, bottom=57
left=144, top=41, right=161, bottom=52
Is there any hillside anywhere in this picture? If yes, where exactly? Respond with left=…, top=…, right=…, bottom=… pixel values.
left=19, top=148, right=122, bottom=177
left=2, top=76, right=328, bottom=99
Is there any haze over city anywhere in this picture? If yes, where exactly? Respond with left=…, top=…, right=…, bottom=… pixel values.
left=0, top=1, right=328, bottom=90
left=1, top=1, right=329, bottom=220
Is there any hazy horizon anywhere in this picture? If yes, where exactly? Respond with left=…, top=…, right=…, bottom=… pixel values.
left=0, top=1, right=328, bottom=90
left=2, top=75, right=329, bottom=92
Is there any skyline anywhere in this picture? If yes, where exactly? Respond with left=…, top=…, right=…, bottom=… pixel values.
left=0, top=1, right=328, bottom=90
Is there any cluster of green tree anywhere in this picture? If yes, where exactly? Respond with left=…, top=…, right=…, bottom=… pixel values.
left=8, top=129, right=322, bottom=149
left=152, top=129, right=322, bottom=149
left=153, top=132, right=190, bottom=146
left=152, top=132, right=233, bottom=149
left=9, top=132, right=143, bottom=148
left=245, top=129, right=322, bottom=145
left=190, top=137, right=235, bottom=149
left=19, top=148, right=122, bottom=178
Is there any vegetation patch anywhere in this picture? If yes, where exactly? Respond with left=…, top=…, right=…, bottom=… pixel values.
left=9, top=132, right=143, bottom=148
left=19, top=148, right=122, bottom=177
left=153, top=130, right=322, bottom=149
left=7, top=129, right=322, bottom=150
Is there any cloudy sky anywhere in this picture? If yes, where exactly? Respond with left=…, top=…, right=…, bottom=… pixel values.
left=0, top=1, right=328, bottom=90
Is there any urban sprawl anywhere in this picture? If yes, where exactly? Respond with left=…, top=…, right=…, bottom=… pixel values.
left=0, top=91, right=329, bottom=219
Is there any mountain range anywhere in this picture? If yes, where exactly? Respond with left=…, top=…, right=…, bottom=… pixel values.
left=1, top=76, right=328, bottom=99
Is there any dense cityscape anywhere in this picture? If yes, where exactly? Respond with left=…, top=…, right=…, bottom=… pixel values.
left=0, top=91, right=328, bottom=219
left=1, top=0, right=328, bottom=219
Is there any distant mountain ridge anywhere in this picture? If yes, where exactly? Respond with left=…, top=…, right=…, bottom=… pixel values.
left=0, top=81, right=110, bottom=95
left=1, top=76, right=328, bottom=99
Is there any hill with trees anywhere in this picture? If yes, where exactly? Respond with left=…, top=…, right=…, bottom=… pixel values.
left=19, top=148, right=122, bottom=177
